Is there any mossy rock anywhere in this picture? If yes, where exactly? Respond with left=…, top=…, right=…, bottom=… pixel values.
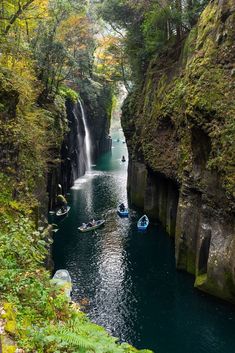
left=194, top=273, right=207, bottom=287
left=194, top=273, right=235, bottom=304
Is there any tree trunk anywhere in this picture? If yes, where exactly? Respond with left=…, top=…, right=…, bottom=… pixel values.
left=175, top=0, right=182, bottom=40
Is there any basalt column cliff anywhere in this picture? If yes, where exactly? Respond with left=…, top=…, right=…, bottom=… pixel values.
left=122, top=0, right=235, bottom=302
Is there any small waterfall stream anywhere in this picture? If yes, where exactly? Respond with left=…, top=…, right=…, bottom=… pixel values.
left=78, top=99, right=92, bottom=171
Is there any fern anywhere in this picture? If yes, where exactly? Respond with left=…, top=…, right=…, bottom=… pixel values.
left=56, top=329, right=96, bottom=350
left=47, top=315, right=141, bottom=353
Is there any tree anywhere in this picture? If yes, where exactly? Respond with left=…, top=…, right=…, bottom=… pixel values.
left=97, top=0, right=210, bottom=82
left=94, top=34, right=131, bottom=91
left=0, top=0, right=48, bottom=35
left=32, top=1, right=94, bottom=97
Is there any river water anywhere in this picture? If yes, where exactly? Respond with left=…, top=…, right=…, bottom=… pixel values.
left=52, top=127, right=235, bottom=353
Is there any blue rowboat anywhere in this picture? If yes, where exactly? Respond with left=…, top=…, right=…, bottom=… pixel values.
left=137, top=215, right=149, bottom=231
left=117, top=208, right=129, bottom=217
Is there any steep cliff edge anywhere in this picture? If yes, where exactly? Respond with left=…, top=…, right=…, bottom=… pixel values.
left=122, top=0, right=235, bottom=302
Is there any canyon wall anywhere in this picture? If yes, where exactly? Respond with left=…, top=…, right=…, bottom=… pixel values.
left=122, top=0, right=235, bottom=302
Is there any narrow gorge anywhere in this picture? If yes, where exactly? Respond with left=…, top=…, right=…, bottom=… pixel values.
left=0, top=0, right=235, bottom=352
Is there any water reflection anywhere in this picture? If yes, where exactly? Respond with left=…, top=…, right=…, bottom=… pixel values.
left=91, top=229, right=128, bottom=334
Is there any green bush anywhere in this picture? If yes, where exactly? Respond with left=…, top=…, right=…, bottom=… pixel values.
left=59, top=86, right=79, bottom=103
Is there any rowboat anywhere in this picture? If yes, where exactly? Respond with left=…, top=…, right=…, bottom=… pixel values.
left=137, top=215, right=149, bottom=231
left=51, top=269, right=72, bottom=300
left=78, top=219, right=105, bottom=233
left=117, top=206, right=129, bottom=217
left=56, top=206, right=70, bottom=217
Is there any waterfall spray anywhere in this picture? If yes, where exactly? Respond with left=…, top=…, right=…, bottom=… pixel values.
left=78, top=99, right=92, bottom=171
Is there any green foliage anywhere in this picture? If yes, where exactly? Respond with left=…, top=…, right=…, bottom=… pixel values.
left=98, top=0, right=210, bottom=81
left=0, top=217, right=48, bottom=271
left=142, top=5, right=169, bottom=55
left=32, top=1, right=95, bottom=97
left=59, top=86, right=79, bottom=103
left=47, top=314, right=151, bottom=353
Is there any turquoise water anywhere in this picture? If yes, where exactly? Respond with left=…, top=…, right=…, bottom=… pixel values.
left=52, top=128, right=235, bottom=353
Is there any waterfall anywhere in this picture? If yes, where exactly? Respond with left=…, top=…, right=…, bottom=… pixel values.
left=78, top=99, right=92, bottom=171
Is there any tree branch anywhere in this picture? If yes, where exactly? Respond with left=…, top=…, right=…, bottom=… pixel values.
left=4, top=0, right=35, bottom=35
left=109, top=23, right=125, bottom=39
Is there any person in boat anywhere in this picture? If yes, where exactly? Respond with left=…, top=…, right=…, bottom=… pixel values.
left=87, top=219, right=96, bottom=227
left=141, top=216, right=147, bottom=226
left=119, top=203, right=125, bottom=212
left=121, top=156, right=126, bottom=162
left=57, top=194, right=68, bottom=213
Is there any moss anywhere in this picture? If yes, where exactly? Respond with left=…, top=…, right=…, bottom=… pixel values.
left=181, top=27, right=198, bottom=65
left=194, top=272, right=235, bottom=304
left=195, top=3, right=217, bottom=46
left=194, top=273, right=207, bottom=287
left=2, top=304, right=16, bottom=320
left=1, top=303, right=17, bottom=337
left=4, top=321, right=17, bottom=336
left=2, top=343, right=17, bottom=353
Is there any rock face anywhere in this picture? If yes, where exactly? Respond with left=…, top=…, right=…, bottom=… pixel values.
left=78, top=78, right=113, bottom=161
left=122, top=0, right=235, bottom=302
left=47, top=81, right=113, bottom=210
left=47, top=100, right=87, bottom=209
